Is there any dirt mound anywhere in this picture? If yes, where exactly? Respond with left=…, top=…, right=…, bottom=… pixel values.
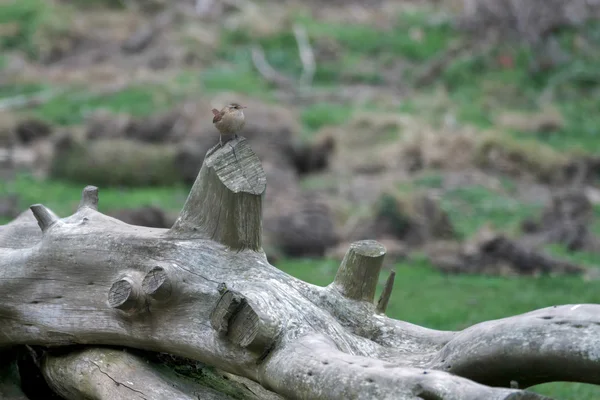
left=50, top=134, right=180, bottom=186
left=521, top=189, right=600, bottom=252
left=425, top=225, right=589, bottom=276
left=458, top=0, right=600, bottom=43
left=108, top=206, right=176, bottom=228
left=264, top=191, right=338, bottom=257
left=346, top=190, right=456, bottom=245
left=14, top=119, right=53, bottom=144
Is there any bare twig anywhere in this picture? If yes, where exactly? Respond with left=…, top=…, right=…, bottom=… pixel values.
left=292, top=24, right=316, bottom=89
left=251, top=46, right=295, bottom=89
left=250, top=23, right=316, bottom=96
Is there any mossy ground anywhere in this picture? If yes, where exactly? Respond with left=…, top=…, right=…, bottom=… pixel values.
left=2, top=1, right=600, bottom=398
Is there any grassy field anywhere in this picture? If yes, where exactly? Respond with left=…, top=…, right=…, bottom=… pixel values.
left=2, top=1, right=600, bottom=398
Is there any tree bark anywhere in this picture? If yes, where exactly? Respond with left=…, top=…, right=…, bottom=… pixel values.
left=41, top=346, right=282, bottom=400
left=0, top=136, right=598, bottom=399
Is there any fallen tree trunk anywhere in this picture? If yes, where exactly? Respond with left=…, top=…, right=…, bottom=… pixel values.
left=0, top=137, right=599, bottom=399
left=42, top=346, right=282, bottom=400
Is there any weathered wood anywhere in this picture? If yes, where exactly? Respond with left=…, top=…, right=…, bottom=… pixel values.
left=260, top=334, right=551, bottom=400
left=227, top=297, right=281, bottom=354
left=142, top=266, right=173, bottom=302
left=78, top=185, right=99, bottom=211
left=376, top=271, right=395, bottom=314
left=169, top=137, right=266, bottom=251
left=29, top=204, right=59, bottom=232
left=42, top=347, right=256, bottom=400
left=210, top=290, right=245, bottom=335
left=0, top=140, right=599, bottom=399
left=331, top=240, right=386, bottom=302
left=211, top=289, right=281, bottom=355
left=108, top=277, right=141, bottom=312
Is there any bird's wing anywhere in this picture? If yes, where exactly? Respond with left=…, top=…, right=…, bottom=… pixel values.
left=212, top=109, right=223, bottom=123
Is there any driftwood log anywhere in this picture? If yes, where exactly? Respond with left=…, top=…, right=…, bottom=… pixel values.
left=1, top=137, right=600, bottom=399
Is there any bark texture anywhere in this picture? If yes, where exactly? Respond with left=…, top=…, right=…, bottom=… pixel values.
left=42, top=347, right=281, bottom=400
left=0, top=136, right=598, bottom=399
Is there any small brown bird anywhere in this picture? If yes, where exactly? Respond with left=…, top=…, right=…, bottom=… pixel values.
left=212, top=103, right=247, bottom=146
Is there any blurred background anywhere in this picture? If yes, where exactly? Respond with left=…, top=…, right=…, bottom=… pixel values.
left=1, top=0, right=600, bottom=397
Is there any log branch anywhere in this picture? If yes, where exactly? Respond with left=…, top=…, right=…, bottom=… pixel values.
left=428, top=304, right=600, bottom=388
left=331, top=240, right=386, bottom=302
left=29, top=204, right=60, bottom=233
left=41, top=347, right=261, bottom=400
left=169, top=137, right=266, bottom=251
left=259, top=334, right=550, bottom=400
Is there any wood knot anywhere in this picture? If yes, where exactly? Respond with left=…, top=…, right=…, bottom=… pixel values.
left=142, top=266, right=172, bottom=302
left=210, top=289, right=280, bottom=355
left=108, top=277, right=140, bottom=312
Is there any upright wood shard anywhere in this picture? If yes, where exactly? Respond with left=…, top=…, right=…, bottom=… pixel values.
left=169, top=137, right=266, bottom=251
left=332, top=240, right=386, bottom=302
left=29, top=204, right=60, bottom=232
left=376, top=271, right=396, bottom=314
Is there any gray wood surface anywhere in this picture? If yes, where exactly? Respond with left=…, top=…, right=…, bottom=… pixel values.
left=0, top=136, right=596, bottom=399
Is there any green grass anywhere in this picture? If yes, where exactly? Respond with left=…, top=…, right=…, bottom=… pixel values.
left=0, top=0, right=74, bottom=59
left=438, top=22, right=600, bottom=154
left=31, top=86, right=172, bottom=125
left=217, top=9, right=454, bottom=88
left=300, top=102, right=355, bottom=131
left=440, top=185, right=542, bottom=238
left=0, top=174, right=189, bottom=223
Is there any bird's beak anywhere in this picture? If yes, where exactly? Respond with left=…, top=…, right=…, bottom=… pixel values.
left=242, top=106, right=247, bottom=109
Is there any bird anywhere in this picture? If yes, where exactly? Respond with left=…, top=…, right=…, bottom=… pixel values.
left=212, top=103, right=247, bottom=147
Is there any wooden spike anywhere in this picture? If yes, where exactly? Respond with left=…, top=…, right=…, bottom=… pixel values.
left=376, top=271, right=396, bottom=314
left=29, top=204, right=60, bottom=232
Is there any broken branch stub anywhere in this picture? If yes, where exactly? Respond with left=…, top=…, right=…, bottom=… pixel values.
left=169, top=137, right=266, bottom=251
left=77, top=185, right=99, bottom=211
left=332, top=240, right=386, bottom=302
left=108, top=277, right=142, bottom=312
left=78, top=185, right=99, bottom=211
left=29, top=204, right=60, bottom=232
left=42, top=347, right=252, bottom=400
left=211, top=289, right=281, bottom=355
left=142, top=266, right=173, bottom=302
left=210, top=289, right=245, bottom=335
